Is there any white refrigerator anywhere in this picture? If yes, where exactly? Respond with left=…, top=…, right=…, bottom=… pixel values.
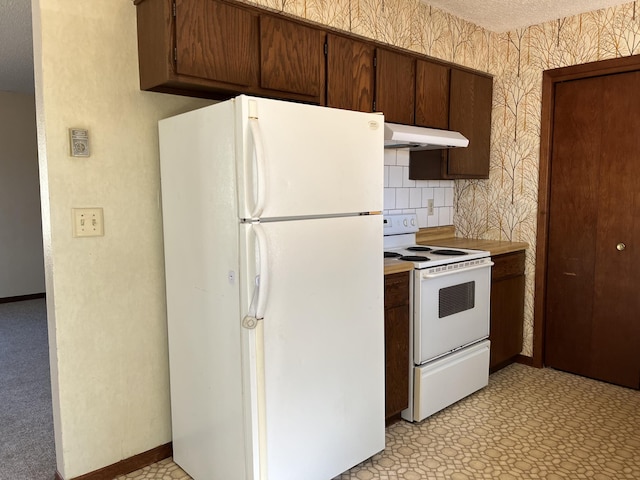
left=158, top=95, right=385, bottom=480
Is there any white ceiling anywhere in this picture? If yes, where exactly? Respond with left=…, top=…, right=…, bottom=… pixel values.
left=0, top=0, right=633, bottom=94
left=424, top=0, right=632, bottom=32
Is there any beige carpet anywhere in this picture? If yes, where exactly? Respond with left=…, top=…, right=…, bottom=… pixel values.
left=0, top=298, right=55, bottom=480
left=116, top=364, right=640, bottom=480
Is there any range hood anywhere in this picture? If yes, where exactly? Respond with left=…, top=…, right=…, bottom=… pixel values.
left=384, top=123, right=469, bottom=151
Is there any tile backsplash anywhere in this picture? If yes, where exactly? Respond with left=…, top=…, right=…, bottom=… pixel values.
left=384, top=149, right=454, bottom=228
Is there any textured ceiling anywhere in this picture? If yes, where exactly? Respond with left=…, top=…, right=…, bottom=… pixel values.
left=423, top=0, right=632, bottom=32
left=0, top=0, right=634, bottom=94
left=0, top=0, right=33, bottom=93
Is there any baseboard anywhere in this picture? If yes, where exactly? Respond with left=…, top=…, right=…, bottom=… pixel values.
left=489, top=354, right=536, bottom=374
left=54, top=443, right=172, bottom=480
left=0, top=292, right=46, bottom=304
left=515, top=354, right=535, bottom=367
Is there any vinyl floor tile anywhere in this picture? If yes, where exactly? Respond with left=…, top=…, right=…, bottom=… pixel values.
left=116, top=364, right=640, bottom=480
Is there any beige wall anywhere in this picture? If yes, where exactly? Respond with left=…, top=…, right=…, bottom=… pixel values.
left=30, top=0, right=640, bottom=477
left=0, top=90, right=45, bottom=298
left=32, top=1, right=212, bottom=477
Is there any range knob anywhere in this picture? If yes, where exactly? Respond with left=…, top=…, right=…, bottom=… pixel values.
left=411, top=218, right=416, bottom=226
left=403, top=219, right=408, bottom=226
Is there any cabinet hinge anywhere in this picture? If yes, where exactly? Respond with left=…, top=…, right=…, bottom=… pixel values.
left=174, top=47, right=177, bottom=64
left=324, top=42, right=328, bottom=56
left=373, top=56, right=377, bottom=68
left=373, top=100, right=376, bottom=111
left=172, top=1, right=176, bottom=17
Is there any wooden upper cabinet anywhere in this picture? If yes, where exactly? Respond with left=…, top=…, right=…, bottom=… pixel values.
left=448, top=69, right=493, bottom=178
left=415, top=60, right=450, bottom=129
left=175, top=0, right=259, bottom=87
left=375, top=48, right=415, bottom=125
left=260, top=15, right=325, bottom=99
left=135, top=0, right=493, bottom=159
left=135, top=0, right=324, bottom=102
left=326, top=34, right=374, bottom=112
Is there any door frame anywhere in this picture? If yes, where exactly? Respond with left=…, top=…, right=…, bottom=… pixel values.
left=533, top=54, right=640, bottom=368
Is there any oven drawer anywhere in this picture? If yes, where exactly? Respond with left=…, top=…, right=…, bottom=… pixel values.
left=412, top=340, right=490, bottom=422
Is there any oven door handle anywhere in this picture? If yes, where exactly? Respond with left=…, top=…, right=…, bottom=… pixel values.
left=421, top=261, right=494, bottom=279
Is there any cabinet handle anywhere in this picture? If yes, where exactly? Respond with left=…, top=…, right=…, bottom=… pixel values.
left=616, top=242, right=626, bottom=251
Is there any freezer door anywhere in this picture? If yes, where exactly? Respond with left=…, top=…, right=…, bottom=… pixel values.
left=240, top=215, right=385, bottom=480
left=235, top=96, right=384, bottom=220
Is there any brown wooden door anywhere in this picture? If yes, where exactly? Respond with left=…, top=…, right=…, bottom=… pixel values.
left=415, top=60, right=449, bottom=129
left=375, top=48, right=415, bottom=124
left=326, top=34, right=374, bottom=112
left=448, top=69, right=492, bottom=178
left=175, top=0, right=259, bottom=87
left=260, top=15, right=325, bottom=99
left=545, top=71, right=640, bottom=389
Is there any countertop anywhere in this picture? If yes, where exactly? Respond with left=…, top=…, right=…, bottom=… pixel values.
left=384, top=259, right=414, bottom=275
left=384, top=226, right=528, bottom=275
left=416, top=226, right=528, bottom=256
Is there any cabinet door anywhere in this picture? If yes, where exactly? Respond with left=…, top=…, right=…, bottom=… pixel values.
left=448, top=69, right=493, bottom=178
left=415, top=60, right=449, bottom=129
left=384, top=272, right=410, bottom=421
left=489, top=252, right=525, bottom=370
left=260, top=15, right=325, bottom=99
left=375, top=48, right=415, bottom=124
left=326, top=34, right=374, bottom=112
left=175, top=0, right=259, bottom=87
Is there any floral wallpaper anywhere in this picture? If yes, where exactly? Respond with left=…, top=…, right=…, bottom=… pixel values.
left=247, top=0, right=639, bottom=356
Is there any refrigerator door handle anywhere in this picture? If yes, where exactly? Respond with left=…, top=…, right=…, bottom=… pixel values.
left=242, top=223, right=270, bottom=329
left=248, top=117, right=267, bottom=219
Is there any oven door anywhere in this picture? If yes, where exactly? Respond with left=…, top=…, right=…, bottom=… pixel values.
left=414, top=260, right=492, bottom=364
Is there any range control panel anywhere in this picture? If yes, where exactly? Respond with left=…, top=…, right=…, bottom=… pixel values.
left=383, top=213, right=419, bottom=236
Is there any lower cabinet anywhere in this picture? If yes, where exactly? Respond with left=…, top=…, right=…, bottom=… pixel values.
left=384, top=271, right=410, bottom=423
left=489, top=251, right=525, bottom=371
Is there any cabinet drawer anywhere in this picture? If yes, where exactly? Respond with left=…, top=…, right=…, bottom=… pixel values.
left=491, top=251, right=525, bottom=281
left=384, top=271, right=410, bottom=308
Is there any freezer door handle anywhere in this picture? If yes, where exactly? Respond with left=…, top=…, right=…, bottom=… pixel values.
left=242, top=223, right=270, bottom=329
left=249, top=117, right=267, bottom=219
left=241, top=276, right=260, bottom=329
left=254, top=223, right=269, bottom=320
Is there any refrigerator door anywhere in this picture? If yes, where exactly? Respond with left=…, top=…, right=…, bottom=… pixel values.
left=235, top=96, right=384, bottom=220
left=239, top=214, right=385, bottom=480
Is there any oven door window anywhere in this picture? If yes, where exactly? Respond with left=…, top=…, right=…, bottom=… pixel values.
left=439, top=281, right=475, bottom=318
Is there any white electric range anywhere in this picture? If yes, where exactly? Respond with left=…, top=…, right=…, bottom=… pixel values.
left=384, top=214, right=493, bottom=422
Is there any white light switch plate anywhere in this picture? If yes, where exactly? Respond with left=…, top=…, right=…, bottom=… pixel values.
left=73, top=208, right=104, bottom=237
